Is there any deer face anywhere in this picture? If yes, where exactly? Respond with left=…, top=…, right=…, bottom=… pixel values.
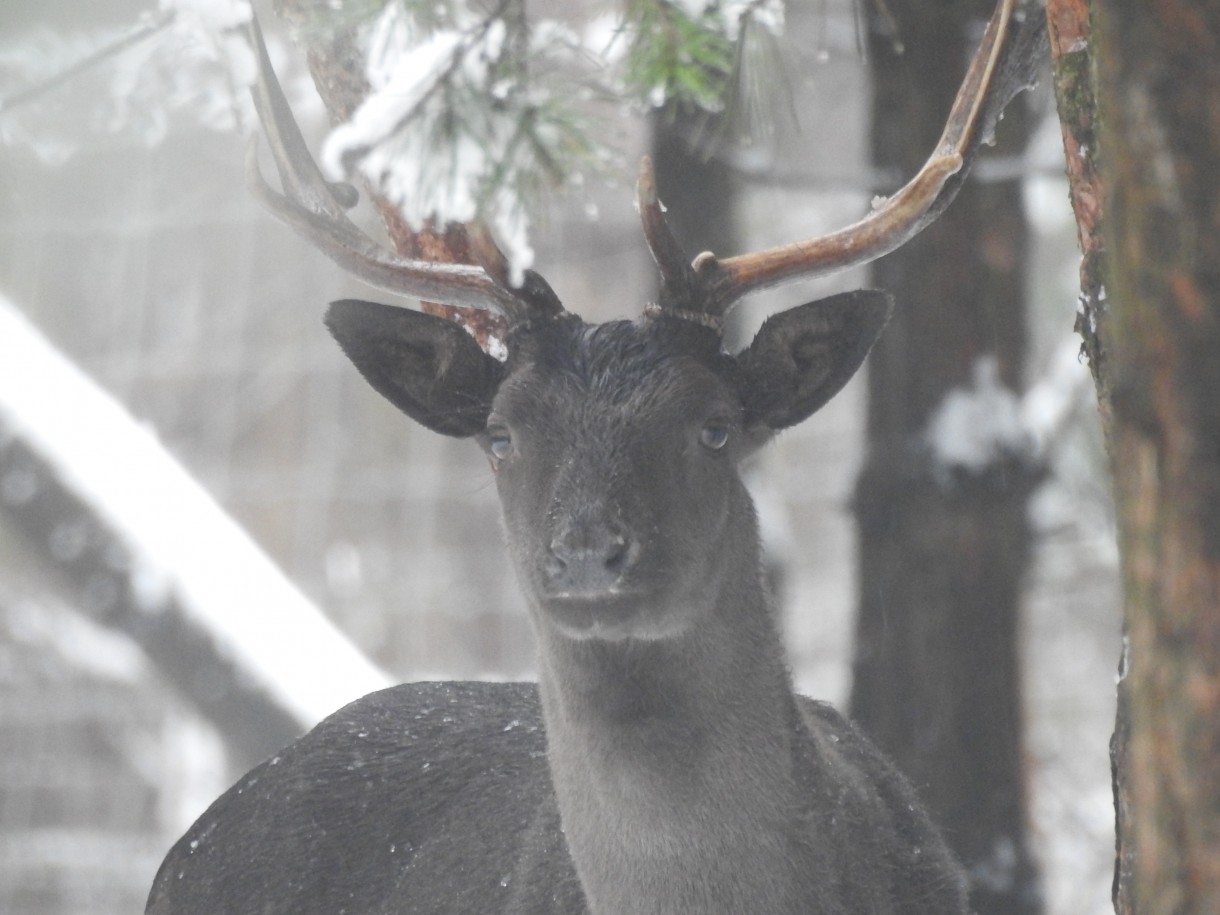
left=481, top=316, right=753, bottom=640
left=326, top=290, right=890, bottom=642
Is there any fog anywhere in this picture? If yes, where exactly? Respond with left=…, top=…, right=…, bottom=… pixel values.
left=0, top=2, right=1118, bottom=912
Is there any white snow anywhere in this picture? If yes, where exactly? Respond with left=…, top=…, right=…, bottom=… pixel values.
left=164, top=0, right=251, bottom=34
left=485, top=332, right=509, bottom=363
left=926, top=341, right=1092, bottom=477
left=320, top=4, right=536, bottom=283
left=671, top=0, right=716, bottom=16
left=671, top=0, right=784, bottom=38
left=320, top=24, right=464, bottom=184
left=109, top=1, right=258, bottom=140
left=0, top=3, right=260, bottom=160
left=924, top=355, right=1032, bottom=474
left=4, top=596, right=149, bottom=684
left=1020, top=337, right=1092, bottom=456
left=0, top=292, right=392, bottom=728
left=582, top=13, right=627, bottom=64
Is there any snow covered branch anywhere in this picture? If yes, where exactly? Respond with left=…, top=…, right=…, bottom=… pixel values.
left=923, top=341, right=1092, bottom=486
left=3, top=0, right=791, bottom=280
left=0, top=0, right=260, bottom=159
left=0, top=293, right=391, bottom=766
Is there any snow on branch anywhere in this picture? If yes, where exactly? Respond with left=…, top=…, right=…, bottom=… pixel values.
left=0, top=0, right=259, bottom=159
left=923, top=344, right=1092, bottom=484
left=317, top=2, right=593, bottom=283
left=0, top=292, right=390, bottom=760
left=4, top=0, right=789, bottom=279
left=308, top=0, right=788, bottom=282
left=1020, top=336, right=1094, bottom=456
left=925, top=356, right=1033, bottom=476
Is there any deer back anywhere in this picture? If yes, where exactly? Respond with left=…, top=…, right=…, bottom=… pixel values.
left=148, top=683, right=965, bottom=915
left=147, top=682, right=584, bottom=914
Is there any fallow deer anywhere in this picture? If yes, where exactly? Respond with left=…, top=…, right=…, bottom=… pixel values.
left=148, top=2, right=1045, bottom=912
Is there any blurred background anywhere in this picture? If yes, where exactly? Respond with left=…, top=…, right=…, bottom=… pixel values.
left=0, top=1, right=1119, bottom=913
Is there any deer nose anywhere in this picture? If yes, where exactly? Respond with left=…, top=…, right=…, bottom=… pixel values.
left=545, top=520, right=637, bottom=595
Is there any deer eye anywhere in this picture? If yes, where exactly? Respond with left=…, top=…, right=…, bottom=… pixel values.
left=699, top=421, right=730, bottom=452
left=487, top=428, right=513, bottom=461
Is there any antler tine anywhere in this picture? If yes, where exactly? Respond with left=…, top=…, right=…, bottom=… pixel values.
left=637, top=157, right=706, bottom=319
left=677, top=0, right=1038, bottom=320
left=465, top=224, right=566, bottom=320
left=243, top=13, right=548, bottom=323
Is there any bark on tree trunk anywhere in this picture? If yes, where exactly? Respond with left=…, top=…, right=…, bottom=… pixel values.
left=1046, top=0, right=1109, bottom=416
left=850, top=3, right=1043, bottom=912
left=1078, top=1, right=1220, bottom=912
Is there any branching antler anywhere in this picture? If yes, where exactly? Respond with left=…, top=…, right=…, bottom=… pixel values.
left=243, top=15, right=562, bottom=332
left=640, top=0, right=1048, bottom=325
left=247, top=0, right=1044, bottom=347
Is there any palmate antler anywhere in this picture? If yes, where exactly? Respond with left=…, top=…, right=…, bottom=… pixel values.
left=245, top=0, right=1045, bottom=342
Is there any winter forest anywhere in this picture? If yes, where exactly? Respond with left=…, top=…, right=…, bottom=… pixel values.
left=1, top=1, right=1217, bottom=914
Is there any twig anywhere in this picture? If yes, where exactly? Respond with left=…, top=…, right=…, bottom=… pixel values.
left=0, top=10, right=175, bottom=115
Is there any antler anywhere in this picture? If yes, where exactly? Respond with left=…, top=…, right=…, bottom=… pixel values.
left=640, top=0, right=1046, bottom=325
left=247, top=0, right=1042, bottom=342
left=243, top=15, right=563, bottom=329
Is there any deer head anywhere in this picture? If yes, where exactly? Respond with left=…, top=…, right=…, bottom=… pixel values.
left=326, top=284, right=889, bottom=640
left=242, top=0, right=1035, bottom=642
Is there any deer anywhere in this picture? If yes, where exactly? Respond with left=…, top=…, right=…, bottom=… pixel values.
left=147, top=2, right=1045, bottom=913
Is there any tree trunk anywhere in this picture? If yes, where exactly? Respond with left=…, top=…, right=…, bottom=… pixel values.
left=1082, top=1, right=1220, bottom=912
left=650, top=110, right=740, bottom=278
left=850, top=3, right=1043, bottom=912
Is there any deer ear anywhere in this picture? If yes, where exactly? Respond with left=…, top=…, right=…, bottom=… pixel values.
left=736, top=289, right=892, bottom=432
left=326, top=299, right=504, bottom=438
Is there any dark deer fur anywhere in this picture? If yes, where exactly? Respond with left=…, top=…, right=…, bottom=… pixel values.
left=147, top=293, right=969, bottom=914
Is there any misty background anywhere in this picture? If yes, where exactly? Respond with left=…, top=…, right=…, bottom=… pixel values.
left=0, top=1, right=1118, bottom=913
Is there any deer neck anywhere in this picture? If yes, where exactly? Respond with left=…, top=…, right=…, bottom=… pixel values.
left=532, top=520, right=809, bottom=914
